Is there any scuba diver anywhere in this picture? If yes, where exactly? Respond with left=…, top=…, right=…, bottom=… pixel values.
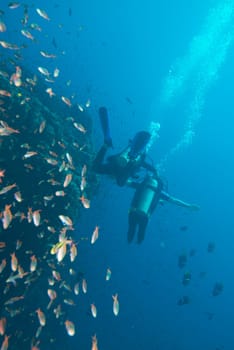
left=93, top=106, right=157, bottom=186
left=128, top=174, right=200, bottom=244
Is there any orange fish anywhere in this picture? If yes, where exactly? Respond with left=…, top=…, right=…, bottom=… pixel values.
left=10, top=252, right=18, bottom=272
left=0, top=22, right=6, bottom=33
left=46, top=88, right=55, bottom=98
left=64, top=320, right=75, bottom=336
left=80, top=195, right=90, bottom=209
left=0, top=259, right=6, bottom=273
left=2, top=205, right=13, bottom=229
left=63, top=174, right=72, bottom=188
left=91, top=303, right=97, bottom=318
left=0, top=334, right=9, bottom=350
left=91, top=334, right=98, bottom=350
left=70, top=242, right=77, bottom=262
left=36, top=308, right=46, bottom=326
left=32, top=210, right=41, bottom=227
left=0, top=318, right=6, bottom=336
left=0, top=90, right=11, bottom=97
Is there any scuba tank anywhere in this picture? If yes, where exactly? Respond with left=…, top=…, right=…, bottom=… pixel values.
left=131, top=176, right=163, bottom=217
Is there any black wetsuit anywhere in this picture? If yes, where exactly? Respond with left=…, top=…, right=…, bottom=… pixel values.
left=93, top=144, right=157, bottom=187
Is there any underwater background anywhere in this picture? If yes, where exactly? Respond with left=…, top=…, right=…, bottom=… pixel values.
left=0, top=0, right=234, bottom=349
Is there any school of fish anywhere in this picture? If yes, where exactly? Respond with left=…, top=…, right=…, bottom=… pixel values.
left=0, top=3, right=120, bottom=350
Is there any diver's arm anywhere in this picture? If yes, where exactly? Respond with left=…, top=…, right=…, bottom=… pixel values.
left=142, top=160, right=158, bottom=176
left=92, top=144, right=112, bottom=174
left=161, top=191, right=200, bottom=210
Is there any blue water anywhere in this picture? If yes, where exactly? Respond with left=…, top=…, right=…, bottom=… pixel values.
left=1, top=0, right=234, bottom=349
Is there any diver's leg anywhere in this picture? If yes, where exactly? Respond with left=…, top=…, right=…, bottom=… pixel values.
left=137, top=215, right=148, bottom=244
left=127, top=211, right=138, bottom=243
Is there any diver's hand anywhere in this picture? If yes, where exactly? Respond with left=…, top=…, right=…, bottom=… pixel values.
left=189, top=204, right=200, bottom=211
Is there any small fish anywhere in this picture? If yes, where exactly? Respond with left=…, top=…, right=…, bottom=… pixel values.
left=63, top=298, right=75, bottom=306
left=4, top=295, right=24, bottom=305
left=21, top=29, right=34, bottom=40
left=46, top=88, right=55, bottom=98
left=64, top=320, right=75, bottom=336
left=105, top=268, right=111, bottom=281
left=91, top=303, right=97, bottom=318
left=91, top=226, right=99, bottom=244
left=32, top=210, right=41, bottom=227
left=112, top=294, right=119, bottom=316
left=63, top=174, right=72, bottom=188
left=36, top=8, right=50, bottom=20
left=0, top=41, right=19, bottom=50
left=47, top=289, right=57, bottom=309
left=80, top=177, right=87, bottom=191
left=82, top=278, right=87, bottom=294
left=53, top=68, right=59, bottom=78
left=27, top=207, right=33, bottom=223
left=56, top=242, right=67, bottom=262
left=81, top=164, right=87, bottom=177
left=22, top=151, right=38, bottom=159
left=36, top=308, right=46, bottom=326
left=92, top=334, right=98, bottom=350
left=0, top=22, right=6, bottom=32
left=16, top=240, right=22, bottom=250
left=55, top=190, right=66, bottom=196
left=70, top=242, right=77, bottom=262
left=38, top=67, right=50, bottom=76
left=0, top=259, right=6, bottom=273
left=8, top=2, right=21, bottom=9
left=2, top=204, right=13, bottom=229
left=30, top=255, right=37, bottom=272
left=11, top=252, right=18, bottom=271
left=58, top=215, right=73, bottom=226
left=61, top=96, right=72, bottom=107
left=85, top=99, right=91, bottom=108
left=52, top=270, right=61, bottom=281
left=80, top=195, right=90, bottom=209
left=53, top=304, right=62, bottom=319
left=6, top=271, right=28, bottom=286
left=40, top=51, right=56, bottom=58
left=0, top=90, right=11, bottom=97
left=0, top=335, right=9, bottom=350
left=39, top=120, right=46, bottom=133
left=45, top=158, right=58, bottom=165
left=0, top=318, right=6, bottom=336
left=14, top=191, right=23, bottom=202
left=0, top=121, right=19, bottom=136
left=30, top=23, right=42, bottom=31
left=0, top=183, right=16, bottom=195
left=74, top=283, right=79, bottom=295
left=77, top=104, right=84, bottom=112
left=73, top=122, right=86, bottom=133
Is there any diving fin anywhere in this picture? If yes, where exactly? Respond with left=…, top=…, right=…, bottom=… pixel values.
left=128, top=131, right=151, bottom=159
left=99, top=106, right=113, bottom=148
